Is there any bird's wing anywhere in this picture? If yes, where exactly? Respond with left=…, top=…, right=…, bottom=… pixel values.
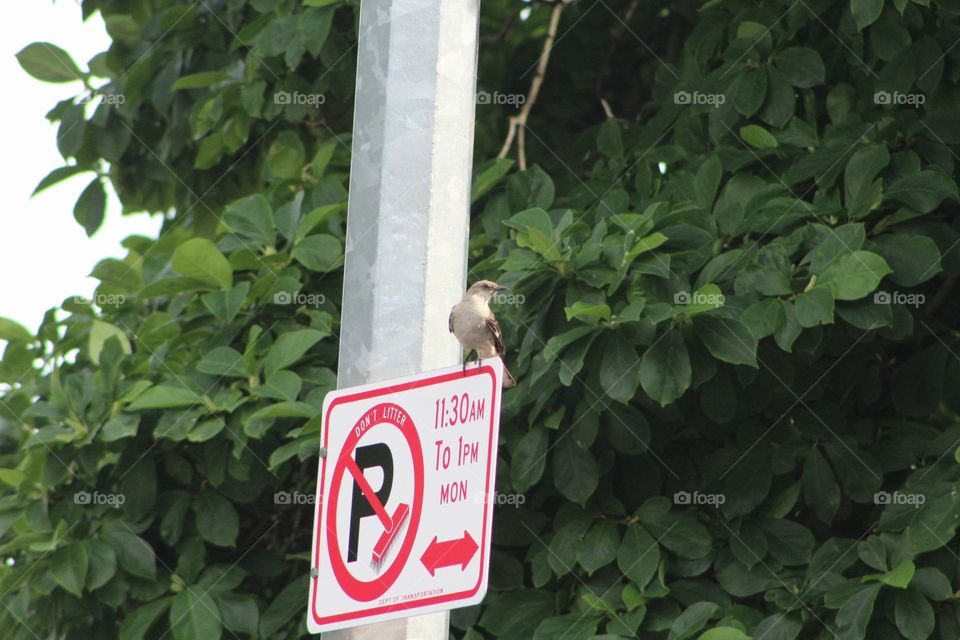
left=485, top=315, right=505, bottom=356
left=448, top=307, right=455, bottom=334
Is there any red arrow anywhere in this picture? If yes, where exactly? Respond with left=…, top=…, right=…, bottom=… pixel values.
left=420, top=531, right=478, bottom=576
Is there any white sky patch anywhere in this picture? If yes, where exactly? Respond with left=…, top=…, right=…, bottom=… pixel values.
left=0, top=1, right=162, bottom=335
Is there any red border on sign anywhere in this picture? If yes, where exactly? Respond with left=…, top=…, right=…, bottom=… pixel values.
left=311, top=364, right=498, bottom=628
left=326, top=402, right=424, bottom=601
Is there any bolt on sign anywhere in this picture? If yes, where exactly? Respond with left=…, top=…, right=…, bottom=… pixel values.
left=307, top=359, right=505, bottom=633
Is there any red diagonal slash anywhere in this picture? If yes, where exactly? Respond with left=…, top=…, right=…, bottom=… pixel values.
left=344, top=457, right=410, bottom=564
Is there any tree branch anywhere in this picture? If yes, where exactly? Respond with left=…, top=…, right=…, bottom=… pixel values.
left=497, top=2, right=565, bottom=170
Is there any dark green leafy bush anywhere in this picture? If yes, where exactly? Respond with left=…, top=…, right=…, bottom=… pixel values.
left=3, top=0, right=960, bottom=638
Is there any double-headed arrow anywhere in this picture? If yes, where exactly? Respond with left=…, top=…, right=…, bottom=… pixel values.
left=420, top=531, right=478, bottom=576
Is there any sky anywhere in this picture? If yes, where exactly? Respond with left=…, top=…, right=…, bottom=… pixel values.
left=0, top=0, right=162, bottom=335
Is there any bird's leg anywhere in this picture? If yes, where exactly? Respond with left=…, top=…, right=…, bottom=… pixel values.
left=462, top=350, right=473, bottom=375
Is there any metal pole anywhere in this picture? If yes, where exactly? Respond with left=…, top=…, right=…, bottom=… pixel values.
left=325, top=0, right=480, bottom=636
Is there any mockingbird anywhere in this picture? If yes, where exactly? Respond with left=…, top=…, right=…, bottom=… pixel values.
left=449, top=280, right=517, bottom=388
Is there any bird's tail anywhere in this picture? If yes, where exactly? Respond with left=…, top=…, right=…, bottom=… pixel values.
left=502, top=364, right=517, bottom=388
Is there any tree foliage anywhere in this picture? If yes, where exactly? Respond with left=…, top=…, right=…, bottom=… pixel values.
left=4, top=0, right=960, bottom=638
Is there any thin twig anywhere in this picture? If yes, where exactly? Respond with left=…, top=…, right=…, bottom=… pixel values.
left=497, top=2, right=566, bottom=169
left=600, top=98, right=614, bottom=118
left=482, top=5, right=522, bottom=44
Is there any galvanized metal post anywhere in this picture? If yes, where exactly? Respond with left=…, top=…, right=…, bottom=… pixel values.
left=323, top=0, right=480, bottom=636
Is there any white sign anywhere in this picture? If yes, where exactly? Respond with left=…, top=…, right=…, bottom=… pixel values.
left=307, top=359, right=504, bottom=633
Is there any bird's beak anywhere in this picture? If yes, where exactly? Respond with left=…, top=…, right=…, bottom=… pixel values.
left=495, top=285, right=509, bottom=292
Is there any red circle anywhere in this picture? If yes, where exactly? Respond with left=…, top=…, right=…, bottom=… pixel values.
left=326, top=403, right=424, bottom=601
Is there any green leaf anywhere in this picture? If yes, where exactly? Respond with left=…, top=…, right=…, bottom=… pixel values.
left=259, top=580, right=303, bottom=637
left=195, top=133, right=224, bottom=169
left=127, top=385, right=199, bottom=410
left=89, top=320, right=131, bottom=365
left=775, top=47, right=826, bottom=87
left=0, top=317, right=33, bottom=342
left=740, top=124, right=778, bottom=149
left=694, top=316, right=757, bottom=367
left=794, top=288, right=834, bottom=327
left=194, top=490, right=239, bottom=547
left=74, top=178, right=106, bottom=237
left=472, top=158, right=514, bottom=202
left=640, top=330, right=691, bottom=406
left=752, top=614, right=800, bottom=640
left=214, top=593, right=259, bottom=635
left=201, top=283, right=250, bottom=324
left=32, top=165, right=91, bottom=196
left=802, top=447, right=841, bottom=524
left=871, top=234, right=941, bottom=287
left=511, top=428, right=549, bottom=491
left=697, top=629, right=752, bottom=640
left=668, top=602, right=718, bottom=640
left=808, top=223, right=866, bottom=274
left=102, top=414, right=140, bottom=441
left=895, top=588, right=934, bottom=640
left=760, top=68, right=796, bottom=127
left=267, top=131, right=306, bottom=180
left=0, top=469, right=25, bottom=486
left=102, top=523, right=156, bottom=579
left=51, top=542, right=88, bottom=597
left=170, top=590, right=222, bottom=640
left=695, top=156, right=723, bottom=209
left=303, top=7, right=335, bottom=57
left=836, top=583, right=881, bottom=639
left=172, top=238, right=233, bottom=290
left=885, top=171, right=959, bottom=213
left=291, top=234, right=343, bottom=272
left=597, top=118, right=625, bottom=158
left=224, top=194, right=276, bottom=247
left=733, top=68, right=768, bottom=117
left=119, top=598, right=171, bottom=640
left=196, top=347, right=246, bottom=378
left=844, top=145, right=889, bottom=219
left=624, top=232, right=669, bottom=266
left=188, top=419, right=225, bottom=443
left=263, top=329, right=325, bottom=376
left=552, top=435, right=598, bottom=504
left=171, top=71, right=233, bottom=90
left=617, top=524, right=660, bottom=589
left=851, top=0, right=884, bottom=31
left=564, top=301, right=611, bottom=323
left=815, top=251, right=891, bottom=300
left=16, top=42, right=85, bottom=83
left=250, top=401, right=316, bottom=420
left=526, top=226, right=562, bottom=261
left=504, top=207, right=553, bottom=237
left=600, top=340, right=641, bottom=403
left=296, top=203, right=347, bottom=242
left=578, top=520, right=620, bottom=574
left=534, top=614, right=599, bottom=640
left=256, top=371, right=301, bottom=403
left=85, top=539, right=117, bottom=590
left=507, top=166, right=555, bottom=210
left=308, top=140, right=337, bottom=181
left=759, top=519, right=813, bottom=566
left=880, top=561, right=916, bottom=588
left=912, top=568, right=951, bottom=601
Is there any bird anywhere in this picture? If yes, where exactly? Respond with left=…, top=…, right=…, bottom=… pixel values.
left=449, top=280, right=517, bottom=388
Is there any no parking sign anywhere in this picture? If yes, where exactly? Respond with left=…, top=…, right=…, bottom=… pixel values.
left=307, top=360, right=504, bottom=633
